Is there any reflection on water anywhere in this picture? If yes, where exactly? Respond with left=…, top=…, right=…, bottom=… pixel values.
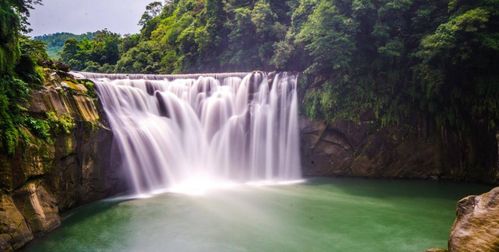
left=23, top=178, right=491, bottom=252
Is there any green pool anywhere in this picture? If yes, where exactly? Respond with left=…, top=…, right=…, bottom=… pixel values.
left=22, top=178, right=491, bottom=252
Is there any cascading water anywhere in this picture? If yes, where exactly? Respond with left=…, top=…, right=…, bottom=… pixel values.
left=79, top=72, right=302, bottom=195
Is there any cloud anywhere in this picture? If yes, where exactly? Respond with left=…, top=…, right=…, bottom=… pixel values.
left=29, top=0, right=155, bottom=36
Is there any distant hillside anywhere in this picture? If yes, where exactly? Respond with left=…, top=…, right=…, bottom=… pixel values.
left=34, top=32, right=97, bottom=59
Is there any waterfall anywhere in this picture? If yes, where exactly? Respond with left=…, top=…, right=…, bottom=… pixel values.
left=80, top=71, right=302, bottom=195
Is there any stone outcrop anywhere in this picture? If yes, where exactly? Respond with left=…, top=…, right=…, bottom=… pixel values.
left=300, top=117, right=499, bottom=183
left=0, top=69, right=127, bottom=251
left=449, top=187, right=499, bottom=252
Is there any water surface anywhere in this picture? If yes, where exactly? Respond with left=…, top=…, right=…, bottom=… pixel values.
left=23, top=178, right=491, bottom=252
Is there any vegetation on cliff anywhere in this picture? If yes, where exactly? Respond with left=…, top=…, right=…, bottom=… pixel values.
left=1, top=0, right=43, bottom=154
left=0, top=0, right=89, bottom=155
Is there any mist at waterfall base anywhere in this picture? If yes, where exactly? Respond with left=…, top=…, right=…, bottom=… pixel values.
left=89, top=72, right=302, bottom=196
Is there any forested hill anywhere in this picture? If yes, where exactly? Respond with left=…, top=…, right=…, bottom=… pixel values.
left=34, top=32, right=96, bottom=59
left=61, top=0, right=499, bottom=127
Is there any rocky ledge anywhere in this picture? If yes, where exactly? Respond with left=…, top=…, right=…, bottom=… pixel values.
left=0, top=69, right=126, bottom=251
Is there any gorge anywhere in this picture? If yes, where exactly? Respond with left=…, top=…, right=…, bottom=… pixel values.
left=1, top=0, right=499, bottom=251
left=0, top=70, right=494, bottom=252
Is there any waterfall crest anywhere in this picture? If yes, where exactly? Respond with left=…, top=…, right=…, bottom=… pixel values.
left=81, top=72, right=302, bottom=194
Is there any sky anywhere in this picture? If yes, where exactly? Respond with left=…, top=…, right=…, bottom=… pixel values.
left=29, top=0, right=156, bottom=36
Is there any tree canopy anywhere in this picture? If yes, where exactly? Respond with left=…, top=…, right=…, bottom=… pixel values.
left=60, top=0, right=499, bottom=132
left=34, top=32, right=96, bottom=59
left=60, top=30, right=121, bottom=72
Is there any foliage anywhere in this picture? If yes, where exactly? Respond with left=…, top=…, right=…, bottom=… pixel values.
left=24, top=116, right=51, bottom=140
left=0, top=0, right=21, bottom=74
left=0, top=0, right=68, bottom=154
left=63, top=0, right=294, bottom=73
left=7, top=0, right=41, bottom=33
left=60, top=29, right=121, bottom=72
left=139, top=1, right=164, bottom=27
left=0, top=76, right=30, bottom=153
left=0, top=0, right=43, bottom=154
left=46, top=111, right=75, bottom=135
left=281, top=0, right=499, bottom=135
left=34, top=32, right=96, bottom=59
left=25, top=111, right=76, bottom=142
left=16, top=35, right=47, bottom=85
left=416, top=1, right=499, bottom=130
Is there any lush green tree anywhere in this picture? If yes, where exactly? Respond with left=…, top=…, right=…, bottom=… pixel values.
left=116, top=41, right=164, bottom=73
left=60, top=38, right=83, bottom=69
left=0, top=0, right=23, bottom=73
left=34, top=32, right=96, bottom=59
left=60, top=30, right=121, bottom=72
left=139, top=1, right=164, bottom=27
left=8, top=0, right=42, bottom=33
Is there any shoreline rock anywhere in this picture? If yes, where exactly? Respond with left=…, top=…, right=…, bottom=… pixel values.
left=449, top=187, right=499, bottom=252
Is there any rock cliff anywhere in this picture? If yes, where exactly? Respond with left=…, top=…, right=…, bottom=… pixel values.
left=300, top=117, right=498, bottom=183
left=0, top=69, right=126, bottom=251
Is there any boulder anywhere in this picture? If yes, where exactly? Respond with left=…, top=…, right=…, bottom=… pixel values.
left=449, top=187, right=499, bottom=252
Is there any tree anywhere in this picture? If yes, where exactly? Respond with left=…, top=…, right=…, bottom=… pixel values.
left=8, top=0, right=42, bottom=33
left=139, top=1, right=164, bottom=27
left=60, top=30, right=121, bottom=72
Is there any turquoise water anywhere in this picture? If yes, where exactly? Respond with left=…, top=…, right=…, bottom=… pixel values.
left=23, top=178, right=491, bottom=252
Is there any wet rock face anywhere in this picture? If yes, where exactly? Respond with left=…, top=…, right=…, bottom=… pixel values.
left=449, top=187, right=499, bottom=252
left=0, top=69, right=127, bottom=250
left=300, top=117, right=442, bottom=179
